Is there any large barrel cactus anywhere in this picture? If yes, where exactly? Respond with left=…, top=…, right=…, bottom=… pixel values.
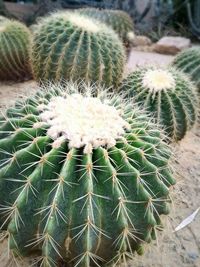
left=77, top=8, right=135, bottom=56
left=120, top=67, right=198, bottom=142
left=0, top=83, right=175, bottom=267
left=32, top=12, right=125, bottom=87
left=0, top=19, right=32, bottom=81
left=172, top=47, right=200, bottom=89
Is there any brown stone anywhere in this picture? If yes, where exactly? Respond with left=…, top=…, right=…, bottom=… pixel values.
left=154, top=36, right=191, bottom=55
left=132, top=35, right=152, bottom=47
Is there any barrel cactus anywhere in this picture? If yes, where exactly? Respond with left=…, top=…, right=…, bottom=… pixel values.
left=172, top=47, right=200, bottom=89
left=77, top=8, right=135, bottom=56
left=0, top=82, right=175, bottom=267
left=32, top=12, right=125, bottom=87
left=120, top=67, right=198, bottom=142
left=0, top=19, right=32, bottom=81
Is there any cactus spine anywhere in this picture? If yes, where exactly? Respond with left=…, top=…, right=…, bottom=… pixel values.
left=77, top=8, right=135, bottom=56
left=32, top=12, right=125, bottom=87
left=0, top=83, right=175, bottom=267
left=120, top=67, right=198, bottom=141
left=172, top=47, right=200, bottom=89
left=0, top=19, right=32, bottom=81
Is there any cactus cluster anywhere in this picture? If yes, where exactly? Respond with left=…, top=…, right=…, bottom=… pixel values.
left=2, top=6, right=199, bottom=267
left=77, top=8, right=135, bottom=56
left=0, top=83, right=175, bottom=267
left=0, top=19, right=32, bottom=81
left=31, top=12, right=125, bottom=87
left=172, top=47, right=200, bottom=89
left=120, top=67, right=198, bottom=141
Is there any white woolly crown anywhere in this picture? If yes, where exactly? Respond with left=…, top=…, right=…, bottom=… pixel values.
left=50, top=12, right=102, bottom=33
left=37, top=93, right=130, bottom=154
left=127, top=31, right=135, bottom=41
left=67, top=13, right=100, bottom=32
left=142, top=69, right=176, bottom=92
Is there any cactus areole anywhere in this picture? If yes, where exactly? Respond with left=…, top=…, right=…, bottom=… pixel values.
left=0, top=84, right=175, bottom=267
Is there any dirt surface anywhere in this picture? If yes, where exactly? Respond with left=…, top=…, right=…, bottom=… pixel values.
left=126, top=49, right=174, bottom=75
left=0, top=50, right=200, bottom=267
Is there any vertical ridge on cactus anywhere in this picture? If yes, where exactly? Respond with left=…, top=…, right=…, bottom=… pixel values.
left=77, top=8, right=135, bottom=57
left=0, top=83, right=175, bottom=267
left=0, top=19, right=32, bottom=81
left=172, top=47, right=200, bottom=90
left=31, top=12, right=125, bottom=87
left=120, top=67, right=198, bottom=142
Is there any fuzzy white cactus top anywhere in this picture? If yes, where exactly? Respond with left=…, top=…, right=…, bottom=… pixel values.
left=142, top=69, right=176, bottom=92
left=67, top=14, right=100, bottom=32
left=127, top=31, right=135, bottom=42
left=47, top=12, right=105, bottom=33
left=38, top=93, right=130, bottom=154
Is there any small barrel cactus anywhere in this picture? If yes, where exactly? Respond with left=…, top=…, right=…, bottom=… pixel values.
left=0, top=83, right=175, bottom=267
left=77, top=8, right=135, bottom=56
left=32, top=12, right=125, bottom=87
left=0, top=19, right=32, bottom=81
left=120, top=67, right=198, bottom=142
left=172, top=47, right=200, bottom=89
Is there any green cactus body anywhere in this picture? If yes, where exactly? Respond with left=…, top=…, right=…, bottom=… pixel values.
left=172, top=47, right=200, bottom=90
left=0, top=19, right=32, bottom=81
left=77, top=8, right=135, bottom=56
left=0, top=83, right=175, bottom=267
left=32, top=12, right=125, bottom=87
left=120, top=67, right=198, bottom=142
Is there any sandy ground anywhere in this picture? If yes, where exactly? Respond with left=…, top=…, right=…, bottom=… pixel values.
left=126, top=50, right=174, bottom=74
left=0, top=50, right=200, bottom=267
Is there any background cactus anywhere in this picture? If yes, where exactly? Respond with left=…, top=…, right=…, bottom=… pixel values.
left=0, top=83, right=175, bottom=267
left=186, top=0, right=200, bottom=37
left=77, top=8, right=135, bottom=56
left=120, top=67, right=198, bottom=142
left=172, top=47, right=200, bottom=90
left=0, top=19, right=32, bottom=81
left=32, top=12, right=125, bottom=87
